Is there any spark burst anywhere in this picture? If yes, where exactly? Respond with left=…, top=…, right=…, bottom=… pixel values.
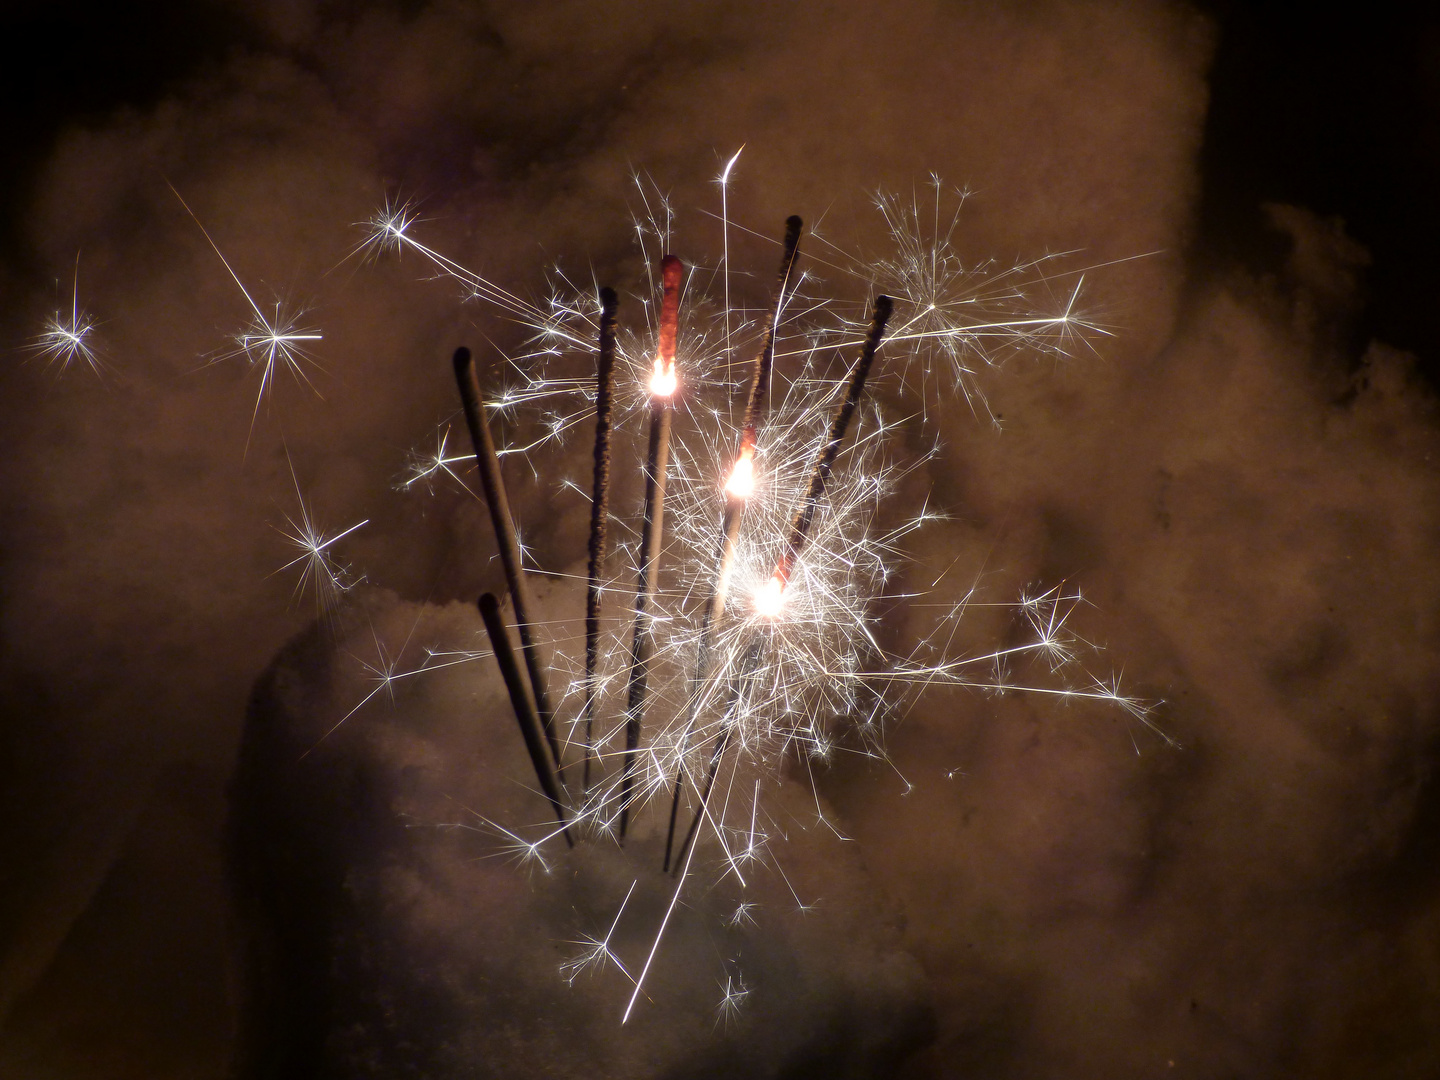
left=170, top=183, right=325, bottom=447
left=30, top=254, right=103, bottom=376
left=272, top=457, right=368, bottom=617
left=335, top=162, right=1157, bottom=1021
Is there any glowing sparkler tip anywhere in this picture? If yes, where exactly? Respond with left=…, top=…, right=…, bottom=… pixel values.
left=724, top=448, right=755, bottom=499
left=754, top=574, right=787, bottom=619
left=650, top=358, right=678, bottom=398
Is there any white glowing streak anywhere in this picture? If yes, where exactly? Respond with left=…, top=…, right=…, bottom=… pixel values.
left=717, top=145, right=743, bottom=369
left=560, top=879, right=638, bottom=985
left=622, top=813, right=704, bottom=1024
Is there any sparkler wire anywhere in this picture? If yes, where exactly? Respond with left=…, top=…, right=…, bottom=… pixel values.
left=773, top=294, right=894, bottom=588
left=453, top=347, right=563, bottom=777
left=583, top=287, right=619, bottom=792
left=478, top=593, right=574, bottom=847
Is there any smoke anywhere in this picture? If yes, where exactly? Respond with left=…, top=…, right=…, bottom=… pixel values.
left=1, top=1, right=1436, bottom=1076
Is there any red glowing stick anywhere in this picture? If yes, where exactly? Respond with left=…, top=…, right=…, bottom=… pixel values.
left=618, top=255, right=683, bottom=839
left=663, top=217, right=803, bottom=870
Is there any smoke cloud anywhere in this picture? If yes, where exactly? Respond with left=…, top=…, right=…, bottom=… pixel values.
left=2, top=1, right=1436, bottom=1076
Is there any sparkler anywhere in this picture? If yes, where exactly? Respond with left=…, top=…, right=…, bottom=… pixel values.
left=618, top=255, right=683, bottom=839
left=663, top=214, right=803, bottom=870
left=478, top=592, right=573, bottom=846
left=671, top=294, right=894, bottom=874
left=367, top=178, right=1152, bottom=1021
left=584, top=287, right=620, bottom=791
left=223, top=161, right=1155, bottom=1026
left=352, top=174, right=1151, bottom=1021
left=453, top=346, right=562, bottom=775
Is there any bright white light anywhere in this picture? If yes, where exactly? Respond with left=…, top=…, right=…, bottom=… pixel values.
left=753, top=574, right=786, bottom=619
left=649, top=358, right=677, bottom=398
left=724, top=449, right=755, bottom=499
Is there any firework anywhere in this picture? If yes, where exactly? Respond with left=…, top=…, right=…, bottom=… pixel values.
left=619, top=255, right=683, bottom=839
left=663, top=214, right=804, bottom=870
left=329, top=168, right=1154, bottom=1024
left=671, top=294, right=894, bottom=874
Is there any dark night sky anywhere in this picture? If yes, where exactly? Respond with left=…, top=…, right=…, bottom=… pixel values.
left=1, top=3, right=1438, bottom=1077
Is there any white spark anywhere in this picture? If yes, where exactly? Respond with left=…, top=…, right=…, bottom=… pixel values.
left=31, top=254, right=103, bottom=376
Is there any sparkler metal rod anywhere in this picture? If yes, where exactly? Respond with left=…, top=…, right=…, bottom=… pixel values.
left=739, top=215, right=803, bottom=441
left=453, top=347, right=563, bottom=779
left=663, top=217, right=803, bottom=870
left=618, top=255, right=683, bottom=840
left=773, top=294, right=893, bottom=587
left=478, top=592, right=573, bottom=847
left=583, top=288, right=619, bottom=793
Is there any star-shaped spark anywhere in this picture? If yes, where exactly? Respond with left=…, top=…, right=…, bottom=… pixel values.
left=170, top=183, right=325, bottom=448
left=31, top=254, right=103, bottom=377
left=560, top=880, right=638, bottom=985
left=353, top=195, right=420, bottom=263
left=231, top=301, right=325, bottom=412
left=715, top=971, right=750, bottom=1028
left=272, top=460, right=368, bottom=617
left=397, top=424, right=473, bottom=493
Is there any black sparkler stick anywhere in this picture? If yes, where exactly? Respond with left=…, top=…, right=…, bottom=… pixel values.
left=584, top=288, right=619, bottom=792
left=453, top=346, right=563, bottom=779
left=479, top=593, right=573, bottom=847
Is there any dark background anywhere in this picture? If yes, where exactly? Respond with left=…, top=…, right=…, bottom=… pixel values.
left=7, top=3, right=1439, bottom=380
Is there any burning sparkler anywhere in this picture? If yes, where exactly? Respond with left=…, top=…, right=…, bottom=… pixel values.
left=256, top=161, right=1154, bottom=1025
left=664, top=213, right=803, bottom=869
left=618, top=254, right=683, bottom=839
